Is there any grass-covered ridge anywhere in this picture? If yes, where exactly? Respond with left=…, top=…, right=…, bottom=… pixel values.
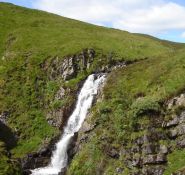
left=0, top=2, right=185, bottom=175
left=0, top=2, right=182, bottom=61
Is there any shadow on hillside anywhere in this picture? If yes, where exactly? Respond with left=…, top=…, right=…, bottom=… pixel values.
left=0, top=121, right=17, bottom=150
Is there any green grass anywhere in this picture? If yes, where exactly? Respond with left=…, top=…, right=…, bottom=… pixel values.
left=164, top=149, right=185, bottom=175
left=0, top=2, right=182, bottom=61
left=0, top=2, right=185, bottom=174
left=0, top=141, right=21, bottom=175
left=69, top=49, right=185, bottom=174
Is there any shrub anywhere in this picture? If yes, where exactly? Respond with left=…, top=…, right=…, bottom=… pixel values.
left=130, top=96, right=160, bottom=118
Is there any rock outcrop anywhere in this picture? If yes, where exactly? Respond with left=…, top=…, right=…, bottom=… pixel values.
left=46, top=48, right=96, bottom=81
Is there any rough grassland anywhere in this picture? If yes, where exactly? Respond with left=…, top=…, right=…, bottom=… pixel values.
left=0, top=2, right=185, bottom=174
left=68, top=49, right=185, bottom=175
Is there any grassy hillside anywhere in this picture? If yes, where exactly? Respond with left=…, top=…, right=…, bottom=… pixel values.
left=68, top=48, right=185, bottom=174
left=0, top=2, right=185, bottom=175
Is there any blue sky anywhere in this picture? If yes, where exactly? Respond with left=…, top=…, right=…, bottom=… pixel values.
left=1, top=0, right=185, bottom=43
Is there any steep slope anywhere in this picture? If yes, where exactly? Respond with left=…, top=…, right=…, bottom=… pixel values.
left=68, top=48, right=185, bottom=175
left=0, top=2, right=185, bottom=175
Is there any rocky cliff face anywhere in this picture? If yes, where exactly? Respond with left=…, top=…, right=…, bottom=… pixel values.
left=46, top=48, right=95, bottom=81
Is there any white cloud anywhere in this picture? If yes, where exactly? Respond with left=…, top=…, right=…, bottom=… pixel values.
left=32, top=0, right=185, bottom=35
left=182, top=32, right=185, bottom=38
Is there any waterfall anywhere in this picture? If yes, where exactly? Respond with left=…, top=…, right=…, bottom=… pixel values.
left=31, top=74, right=106, bottom=175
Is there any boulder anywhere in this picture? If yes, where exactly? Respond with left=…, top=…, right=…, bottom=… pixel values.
left=142, top=144, right=156, bottom=155
left=159, top=145, right=168, bottom=154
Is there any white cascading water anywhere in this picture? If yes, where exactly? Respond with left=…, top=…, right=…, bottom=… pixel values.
left=31, top=74, right=106, bottom=175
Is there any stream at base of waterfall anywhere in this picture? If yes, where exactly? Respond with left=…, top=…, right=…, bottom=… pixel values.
left=31, top=74, right=106, bottom=175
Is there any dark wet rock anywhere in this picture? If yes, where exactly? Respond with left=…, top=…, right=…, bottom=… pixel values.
left=22, top=152, right=50, bottom=170
left=58, top=167, right=67, bottom=175
left=67, top=133, right=78, bottom=161
left=21, top=135, right=60, bottom=171
left=0, top=120, right=17, bottom=150
left=38, top=147, right=51, bottom=157
left=23, top=169, right=32, bottom=175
